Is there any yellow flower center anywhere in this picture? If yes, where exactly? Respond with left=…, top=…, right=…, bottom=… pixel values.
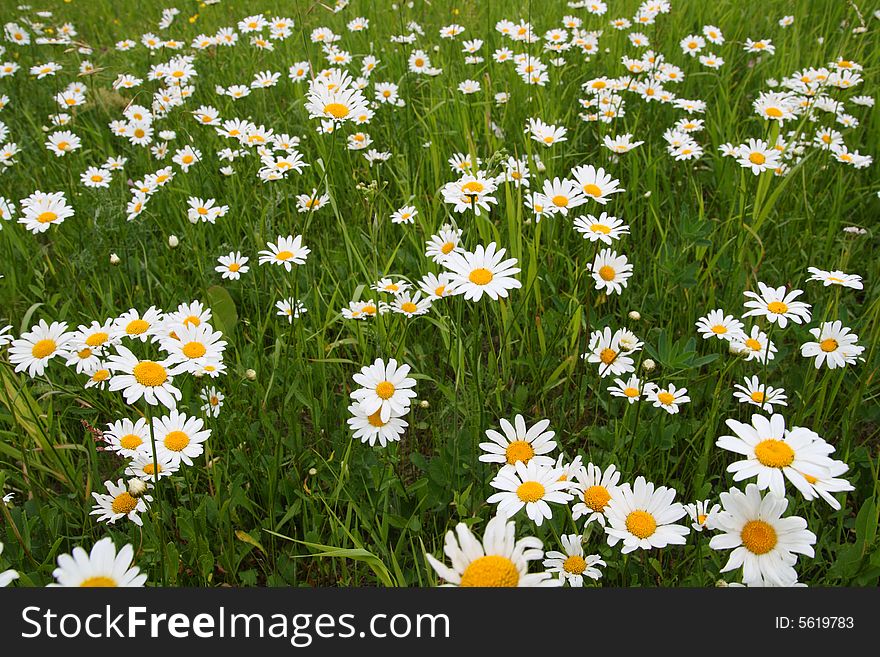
left=126, top=319, right=150, bottom=335
left=132, top=361, right=168, bottom=387
left=462, top=181, right=484, bottom=194
left=228, top=263, right=241, bottom=272
left=563, top=555, right=587, bottom=574
left=754, top=439, right=795, bottom=468
left=820, top=338, right=838, bottom=352
left=276, top=250, right=294, bottom=261
left=164, top=430, right=190, bottom=452
left=134, top=128, right=145, bottom=138
left=375, top=381, right=396, bottom=400
left=401, top=302, right=418, bottom=313
left=590, top=224, right=611, bottom=234
left=583, top=183, right=602, bottom=197
left=111, top=492, right=138, bottom=514
left=552, top=195, right=569, bottom=207
left=85, top=332, right=109, bottom=346
left=441, top=241, right=455, bottom=254
left=435, top=285, right=446, bottom=296
left=504, top=440, right=535, bottom=465
left=91, top=369, right=110, bottom=382
left=750, top=391, right=765, bottom=403
left=80, top=576, right=118, bottom=587
left=516, top=481, right=545, bottom=503
left=710, top=324, right=727, bottom=334
left=748, top=152, right=766, bottom=165
left=469, top=268, right=494, bottom=286
left=182, top=155, right=194, bottom=164
left=143, top=463, right=159, bottom=475
left=766, top=301, right=788, bottom=314
left=367, top=409, right=386, bottom=427
left=765, top=107, right=783, bottom=118
left=803, top=473, right=818, bottom=484
left=78, top=348, right=93, bottom=359
left=745, top=338, right=762, bottom=351
left=697, top=514, right=708, bottom=525
left=599, top=348, right=617, bottom=365
left=657, top=392, right=675, bottom=405
left=182, top=342, right=206, bottom=358
left=57, top=141, right=70, bottom=151
left=91, top=175, right=104, bottom=182
left=626, top=510, right=657, bottom=538
left=324, top=102, right=349, bottom=119
left=31, top=339, right=57, bottom=359
left=459, top=555, right=519, bottom=587
left=120, top=433, right=143, bottom=450
left=741, top=520, right=777, bottom=555
left=624, top=387, right=639, bottom=398
left=583, top=485, right=611, bottom=512
left=37, top=211, right=58, bottom=224
left=362, top=305, right=377, bottom=315
left=598, top=265, right=616, bottom=281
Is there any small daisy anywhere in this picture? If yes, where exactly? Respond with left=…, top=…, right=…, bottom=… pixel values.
left=200, top=386, right=224, bottom=417
left=683, top=500, right=721, bottom=531
left=125, top=451, right=179, bottom=481
left=731, top=326, right=777, bottom=363
left=733, top=376, right=788, bottom=409
left=258, top=235, right=310, bottom=271
left=90, top=478, right=152, bottom=526
left=710, top=484, right=816, bottom=587
left=743, top=282, right=811, bottom=328
left=425, top=512, right=559, bottom=587
left=588, top=249, right=632, bottom=295
left=418, top=272, right=454, bottom=300
left=806, top=267, right=862, bottom=290
left=215, top=251, right=250, bottom=280
left=152, top=409, right=211, bottom=466
left=608, top=375, right=648, bottom=403
left=695, top=309, right=745, bottom=342
left=103, top=417, right=151, bottom=458
left=736, top=139, right=781, bottom=175
left=387, top=291, right=432, bottom=317
left=487, top=461, right=573, bottom=527
left=478, top=414, right=557, bottom=468
left=584, top=327, right=636, bottom=378
left=276, top=298, right=307, bottom=323
left=106, top=345, right=185, bottom=409
left=346, top=402, right=408, bottom=447
left=541, top=177, right=586, bottom=217
left=112, top=307, right=163, bottom=343
left=425, top=227, right=464, bottom=263
left=800, top=321, right=864, bottom=369
left=572, top=212, right=629, bottom=244
left=645, top=383, right=690, bottom=414
left=604, top=476, right=689, bottom=553
left=570, top=164, right=625, bottom=204
left=350, top=357, right=417, bottom=423
left=8, top=320, right=73, bottom=377
left=570, top=462, right=623, bottom=526
left=391, top=205, right=418, bottom=224
left=443, top=243, right=522, bottom=302
left=798, top=459, right=854, bottom=511
left=372, top=277, right=411, bottom=295
left=159, top=322, right=226, bottom=372
left=49, top=537, right=147, bottom=587
left=543, top=535, right=605, bottom=586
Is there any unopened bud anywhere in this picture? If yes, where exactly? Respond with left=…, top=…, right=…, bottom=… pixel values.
left=128, top=478, right=147, bottom=497
left=245, top=368, right=257, bottom=380
left=628, top=311, right=641, bottom=321
left=419, top=399, right=429, bottom=408
left=642, top=358, right=656, bottom=372
left=308, top=467, right=317, bottom=476
left=109, top=253, right=120, bottom=265
left=168, top=234, right=179, bottom=248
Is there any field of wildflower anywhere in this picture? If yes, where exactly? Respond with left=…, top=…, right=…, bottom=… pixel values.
left=0, top=0, right=877, bottom=590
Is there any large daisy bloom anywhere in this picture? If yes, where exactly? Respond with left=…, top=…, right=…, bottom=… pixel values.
left=570, top=164, right=625, bottom=204
left=350, top=357, right=417, bottom=422
left=571, top=462, right=623, bottom=526
left=425, top=512, right=560, bottom=587
left=443, top=242, right=521, bottom=301
left=543, top=534, right=605, bottom=586
left=49, top=537, right=148, bottom=587
left=478, top=414, right=557, bottom=467
left=799, top=321, right=864, bottom=369
left=8, top=319, right=73, bottom=377
left=159, top=322, right=227, bottom=372
left=709, top=484, right=816, bottom=587
left=742, top=282, right=811, bottom=328
left=153, top=409, right=211, bottom=466
left=588, top=248, right=632, bottom=295
left=715, top=413, right=835, bottom=499
left=695, top=309, right=745, bottom=342
left=18, top=190, right=75, bottom=233
left=487, top=461, right=573, bottom=526
left=106, top=345, right=185, bottom=408
left=604, top=476, right=689, bottom=553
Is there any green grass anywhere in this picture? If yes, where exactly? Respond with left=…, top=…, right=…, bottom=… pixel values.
left=0, top=0, right=878, bottom=587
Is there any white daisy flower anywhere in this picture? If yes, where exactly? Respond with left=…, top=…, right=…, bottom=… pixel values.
left=346, top=402, right=408, bottom=447
left=742, top=282, right=811, bottom=328
left=478, top=414, right=557, bottom=467
left=90, top=478, right=152, bottom=526
left=443, top=242, right=522, bottom=302
left=487, top=460, right=573, bottom=526
left=49, top=537, right=147, bottom=587
left=800, top=321, right=864, bottom=369
left=350, top=357, right=417, bottom=423
left=106, top=345, right=185, bottom=409
left=543, top=534, right=605, bottom=586
left=570, top=462, right=623, bottom=526
left=604, top=476, right=689, bottom=553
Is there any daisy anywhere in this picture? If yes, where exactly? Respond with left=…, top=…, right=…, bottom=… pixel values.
left=541, top=178, right=586, bottom=216
left=425, top=227, right=464, bottom=263
left=187, top=197, right=228, bottom=224
left=90, top=479, right=152, bottom=526
left=743, top=282, right=811, bottom=328
left=125, top=451, right=179, bottom=481
left=733, top=376, right=788, bottom=409
left=172, top=145, right=201, bottom=171
left=478, top=414, right=557, bottom=468
left=8, top=320, right=73, bottom=377
left=684, top=499, right=721, bottom=531
left=443, top=243, right=522, bottom=302
left=106, top=345, right=184, bottom=409
left=296, top=189, right=330, bottom=213
left=710, top=484, right=816, bottom=587
left=588, top=248, right=632, bottom=295
left=160, top=322, right=227, bottom=372
left=584, top=327, right=636, bottom=378
left=731, top=326, right=777, bottom=363
left=798, top=459, right=854, bottom=511
left=806, top=267, right=862, bottom=290
left=425, top=512, right=558, bottom=587
left=258, top=235, right=310, bottom=271
left=103, top=417, right=151, bottom=458
left=19, top=190, right=75, bottom=234
left=572, top=212, right=629, bottom=244
left=304, top=78, right=369, bottom=125
left=800, top=321, right=864, bottom=369
left=152, top=410, right=211, bottom=466
left=418, top=272, right=454, bottom=300
left=487, top=461, right=573, bottom=526
left=543, top=535, right=605, bottom=586
left=45, top=130, right=81, bottom=157
left=387, top=291, right=432, bottom=317
left=528, top=117, right=567, bottom=146
left=608, top=375, right=648, bottom=403
left=570, top=462, right=623, bottom=526
left=603, top=134, right=644, bottom=153
left=372, top=278, right=410, bottom=295
left=200, top=386, right=224, bottom=418
left=716, top=413, right=835, bottom=499
left=276, top=298, right=307, bottom=323
left=215, top=251, right=249, bottom=280
left=81, top=167, right=112, bottom=189
left=646, top=383, right=690, bottom=414
left=390, top=205, right=418, bottom=225
left=570, top=165, right=625, bottom=204
left=49, top=537, right=147, bottom=587
left=736, top=139, right=781, bottom=175
left=695, top=309, right=745, bottom=342
left=346, top=402, right=408, bottom=447
left=350, top=358, right=417, bottom=423
left=604, top=476, right=689, bottom=553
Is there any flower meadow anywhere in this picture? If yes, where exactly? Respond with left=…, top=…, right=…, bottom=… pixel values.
left=0, top=0, right=877, bottom=589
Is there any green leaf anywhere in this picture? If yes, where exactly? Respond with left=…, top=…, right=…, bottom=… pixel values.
left=206, top=285, right=238, bottom=336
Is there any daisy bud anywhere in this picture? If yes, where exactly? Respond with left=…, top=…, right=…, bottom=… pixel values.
left=245, top=368, right=257, bottom=380
left=128, top=478, right=147, bottom=498
left=220, top=166, right=234, bottom=176
left=109, top=252, right=120, bottom=265
left=642, top=358, right=656, bottom=372
left=628, top=311, right=641, bottom=321
left=729, top=341, right=749, bottom=357
left=308, top=467, right=317, bottom=476
left=714, top=579, right=730, bottom=588
left=168, top=234, right=179, bottom=248
left=643, top=190, right=652, bottom=197
left=419, top=399, right=429, bottom=408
